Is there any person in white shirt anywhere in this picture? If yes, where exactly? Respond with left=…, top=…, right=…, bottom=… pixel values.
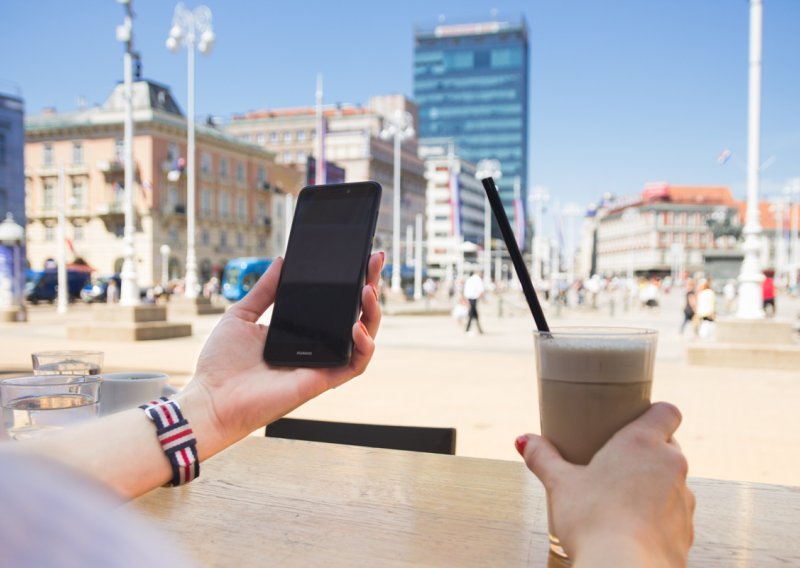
left=463, top=271, right=485, bottom=334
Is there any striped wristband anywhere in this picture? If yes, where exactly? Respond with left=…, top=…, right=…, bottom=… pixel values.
left=139, top=396, right=200, bottom=487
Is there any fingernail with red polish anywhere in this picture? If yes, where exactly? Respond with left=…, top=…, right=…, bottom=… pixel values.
left=515, top=435, right=528, bottom=456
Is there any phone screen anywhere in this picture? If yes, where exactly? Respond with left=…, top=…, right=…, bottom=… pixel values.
left=264, top=182, right=381, bottom=367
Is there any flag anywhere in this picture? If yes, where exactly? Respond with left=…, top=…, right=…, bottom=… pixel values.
left=449, top=167, right=461, bottom=237
left=717, top=149, right=732, bottom=165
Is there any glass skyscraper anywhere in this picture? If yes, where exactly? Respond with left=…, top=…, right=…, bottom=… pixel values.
left=414, top=18, right=529, bottom=240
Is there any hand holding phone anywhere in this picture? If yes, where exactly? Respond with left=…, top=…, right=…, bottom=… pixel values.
left=264, top=182, right=382, bottom=367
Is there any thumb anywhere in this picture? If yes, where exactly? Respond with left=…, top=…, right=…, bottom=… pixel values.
left=516, top=434, right=573, bottom=490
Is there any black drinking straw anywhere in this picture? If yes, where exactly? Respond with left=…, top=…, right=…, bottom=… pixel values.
left=480, top=177, right=550, bottom=332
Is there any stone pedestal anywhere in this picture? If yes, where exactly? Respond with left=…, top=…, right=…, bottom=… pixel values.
left=687, top=317, right=800, bottom=370
left=68, top=304, right=192, bottom=342
left=1, top=305, right=27, bottom=322
left=168, top=296, right=225, bottom=318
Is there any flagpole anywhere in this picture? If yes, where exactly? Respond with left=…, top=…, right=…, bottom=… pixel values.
left=57, top=164, right=68, bottom=314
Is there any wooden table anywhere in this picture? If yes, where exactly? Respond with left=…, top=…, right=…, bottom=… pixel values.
left=130, top=437, right=800, bottom=567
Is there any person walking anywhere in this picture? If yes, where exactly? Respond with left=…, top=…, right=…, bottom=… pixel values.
left=679, top=279, right=697, bottom=335
left=762, top=270, right=776, bottom=317
left=695, top=280, right=716, bottom=339
left=463, top=271, right=484, bottom=334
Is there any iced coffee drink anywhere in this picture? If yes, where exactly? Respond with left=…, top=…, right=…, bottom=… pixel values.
left=534, top=327, right=657, bottom=559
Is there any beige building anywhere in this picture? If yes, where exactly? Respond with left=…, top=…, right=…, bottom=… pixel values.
left=226, top=95, right=427, bottom=257
left=24, top=80, right=301, bottom=288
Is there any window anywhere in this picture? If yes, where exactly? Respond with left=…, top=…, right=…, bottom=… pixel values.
left=72, top=142, right=83, bottom=165
left=297, top=150, right=307, bottom=163
left=270, top=132, right=278, bottom=143
left=237, top=232, right=244, bottom=248
left=236, top=163, right=245, bottom=183
left=237, top=196, right=246, bottom=220
left=282, top=151, right=292, bottom=163
left=219, top=231, right=228, bottom=247
left=43, top=144, right=53, bottom=166
left=201, top=229, right=210, bottom=245
left=167, top=185, right=180, bottom=208
left=257, top=166, right=267, bottom=187
left=283, top=131, right=292, bottom=144
left=256, top=133, right=265, bottom=145
left=0, top=133, right=6, bottom=164
left=243, top=134, right=252, bottom=142
left=73, top=223, right=84, bottom=241
left=297, top=130, right=306, bottom=142
left=201, top=153, right=212, bottom=175
left=201, top=189, right=212, bottom=216
left=115, top=139, right=124, bottom=161
left=167, top=143, right=179, bottom=163
left=71, top=179, right=85, bottom=209
left=219, top=192, right=229, bottom=218
left=257, top=201, right=266, bottom=221
left=169, top=226, right=179, bottom=244
left=45, top=225, right=55, bottom=241
left=43, top=180, right=55, bottom=210
left=220, top=158, right=229, bottom=179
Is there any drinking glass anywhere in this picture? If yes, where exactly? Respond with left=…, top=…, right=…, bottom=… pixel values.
left=1, top=374, right=102, bottom=440
left=32, top=350, right=104, bottom=376
left=534, top=327, right=657, bottom=560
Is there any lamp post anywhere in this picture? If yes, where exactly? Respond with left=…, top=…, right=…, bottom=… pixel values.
left=116, top=0, right=139, bottom=306
left=562, top=202, right=583, bottom=284
left=380, top=109, right=415, bottom=293
left=160, top=243, right=172, bottom=286
left=0, top=213, right=27, bottom=322
left=736, top=0, right=765, bottom=319
left=529, top=185, right=550, bottom=284
left=167, top=2, right=215, bottom=300
left=475, top=159, right=502, bottom=286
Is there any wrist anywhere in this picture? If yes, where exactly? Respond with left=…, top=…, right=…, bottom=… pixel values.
left=173, top=384, right=229, bottom=462
left=571, top=528, right=678, bottom=568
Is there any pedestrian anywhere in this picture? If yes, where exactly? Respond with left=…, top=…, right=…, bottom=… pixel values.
left=695, top=280, right=716, bottom=339
left=762, top=270, right=776, bottom=317
left=463, top=271, right=484, bottom=334
left=680, top=279, right=697, bottom=335
left=106, top=278, right=119, bottom=304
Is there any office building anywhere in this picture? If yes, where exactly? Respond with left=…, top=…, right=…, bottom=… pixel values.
left=414, top=17, right=529, bottom=236
left=24, top=80, right=301, bottom=287
left=0, top=93, right=25, bottom=225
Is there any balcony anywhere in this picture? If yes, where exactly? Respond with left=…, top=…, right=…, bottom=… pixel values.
left=97, top=201, right=125, bottom=217
left=97, top=159, right=124, bottom=174
left=161, top=203, right=187, bottom=217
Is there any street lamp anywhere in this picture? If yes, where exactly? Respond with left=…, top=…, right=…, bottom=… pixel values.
left=0, top=213, right=27, bottom=322
left=562, top=202, right=583, bottom=283
left=529, top=185, right=550, bottom=284
left=116, top=0, right=139, bottom=305
left=475, top=159, right=502, bottom=286
left=380, top=109, right=415, bottom=293
left=736, top=0, right=765, bottom=319
left=167, top=2, right=215, bottom=299
left=160, top=243, right=172, bottom=286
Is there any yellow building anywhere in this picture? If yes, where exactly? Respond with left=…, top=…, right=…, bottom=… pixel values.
left=24, top=80, right=301, bottom=288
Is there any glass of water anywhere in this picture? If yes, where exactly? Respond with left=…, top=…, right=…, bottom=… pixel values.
left=31, top=350, right=104, bottom=376
left=1, top=375, right=102, bottom=440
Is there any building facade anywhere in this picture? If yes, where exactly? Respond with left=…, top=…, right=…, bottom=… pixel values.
left=418, top=139, right=485, bottom=278
left=24, top=80, right=300, bottom=288
left=414, top=18, right=529, bottom=232
left=226, top=95, right=427, bottom=258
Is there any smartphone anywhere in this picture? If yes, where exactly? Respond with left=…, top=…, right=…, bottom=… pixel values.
left=263, top=181, right=382, bottom=367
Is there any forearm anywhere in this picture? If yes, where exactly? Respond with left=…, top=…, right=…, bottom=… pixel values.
left=572, top=531, right=684, bottom=568
left=0, top=384, right=228, bottom=500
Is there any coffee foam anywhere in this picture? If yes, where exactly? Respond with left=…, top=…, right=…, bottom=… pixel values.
left=535, top=336, right=655, bottom=384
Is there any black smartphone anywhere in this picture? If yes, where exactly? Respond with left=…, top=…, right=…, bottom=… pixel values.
left=263, top=181, right=382, bottom=367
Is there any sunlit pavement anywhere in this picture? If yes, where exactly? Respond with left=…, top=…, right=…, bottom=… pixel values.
left=2, top=290, right=799, bottom=486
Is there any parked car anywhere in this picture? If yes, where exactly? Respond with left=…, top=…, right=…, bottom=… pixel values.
left=25, top=269, right=92, bottom=304
left=222, top=257, right=274, bottom=302
left=80, top=275, right=122, bottom=303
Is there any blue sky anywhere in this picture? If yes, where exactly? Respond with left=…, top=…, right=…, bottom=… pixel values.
left=2, top=0, right=799, bottom=216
